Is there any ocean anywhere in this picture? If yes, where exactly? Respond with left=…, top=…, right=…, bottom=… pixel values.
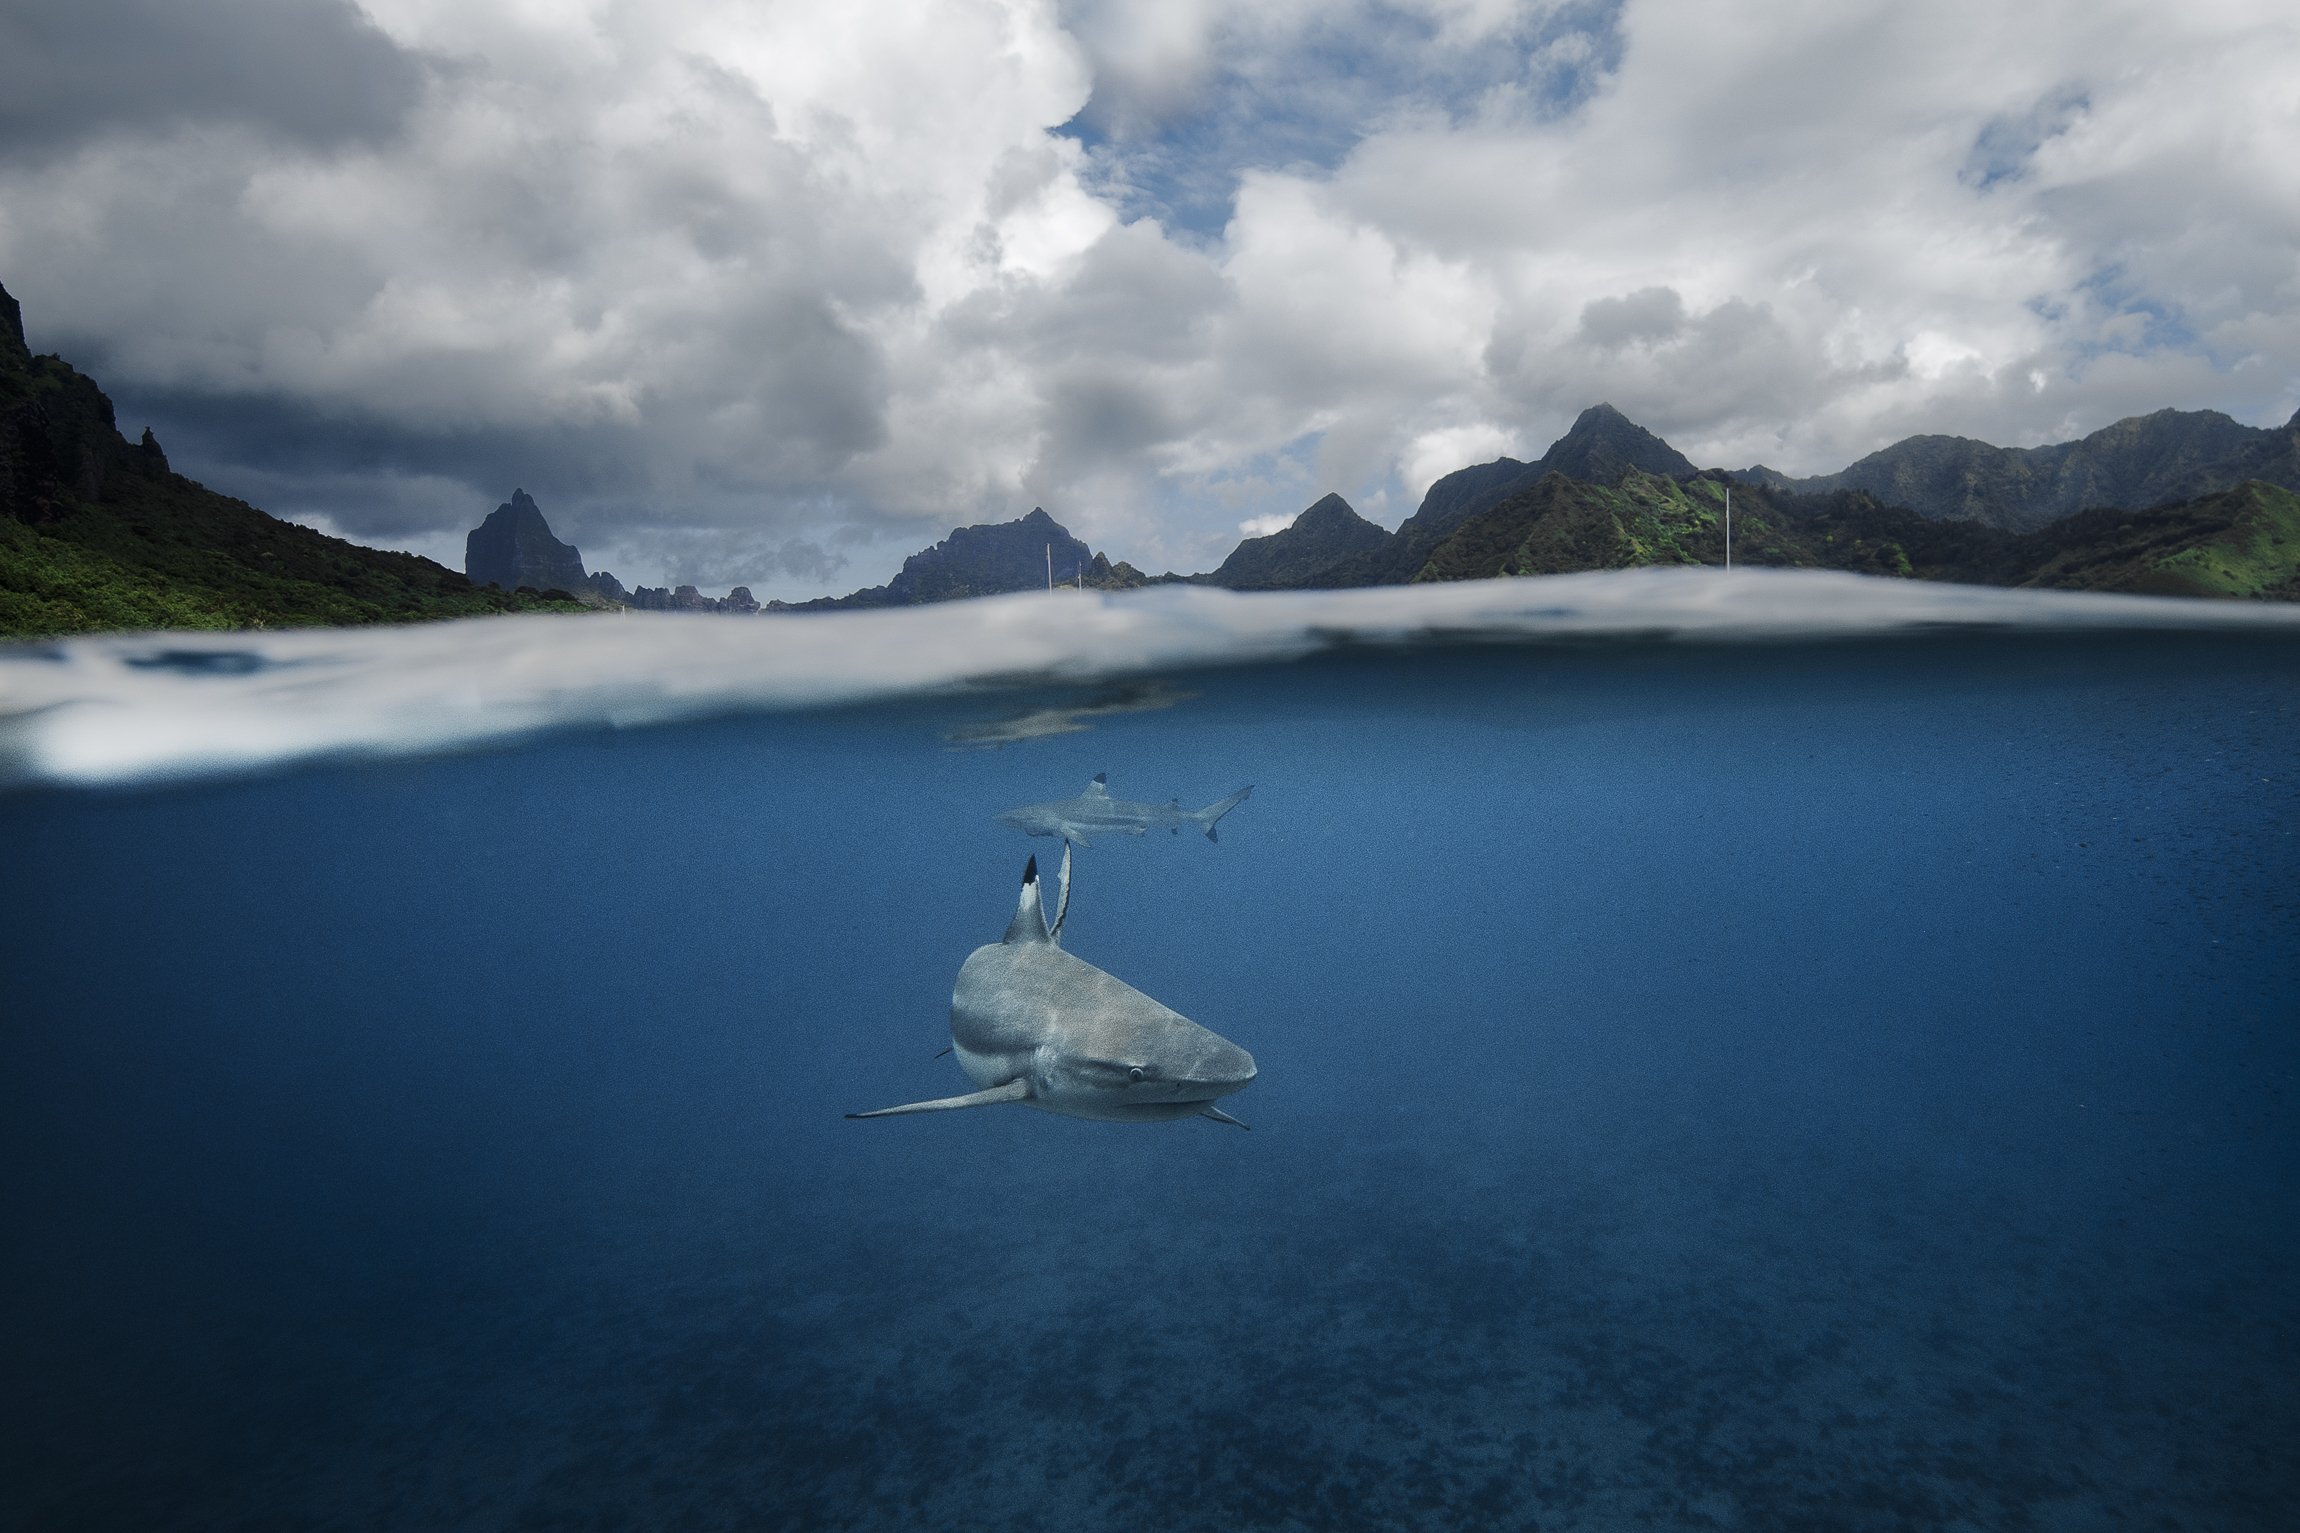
left=3, top=570, right=2296, bottom=1531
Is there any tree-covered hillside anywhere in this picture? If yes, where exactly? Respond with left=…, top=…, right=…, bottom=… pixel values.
left=1410, top=469, right=2300, bottom=598
left=0, top=281, right=587, bottom=639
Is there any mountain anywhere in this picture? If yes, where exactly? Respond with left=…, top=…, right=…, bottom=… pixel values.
left=1405, top=466, right=2300, bottom=598
left=1306, top=403, right=1703, bottom=588
left=455, top=492, right=760, bottom=611
left=613, top=581, right=760, bottom=613
left=0, top=279, right=586, bottom=638
left=466, top=488, right=591, bottom=593
left=12, top=257, right=2294, bottom=638
left=781, top=506, right=1153, bottom=610
left=1743, top=407, right=2300, bottom=531
left=1203, top=401, right=2300, bottom=597
left=1201, top=493, right=1390, bottom=590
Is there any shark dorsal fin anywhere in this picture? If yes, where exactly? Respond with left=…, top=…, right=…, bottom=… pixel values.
left=1003, top=855, right=1051, bottom=944
left=1084, top=773, right=1110, bottom=798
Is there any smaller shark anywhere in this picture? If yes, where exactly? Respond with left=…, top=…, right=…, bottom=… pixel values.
left=996, top=774, right=1253, bottom=847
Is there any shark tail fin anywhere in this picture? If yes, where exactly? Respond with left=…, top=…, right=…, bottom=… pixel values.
left=848, top=1079, right=1032, bottom=1119
left=1003, top=855, right=1051, bottom=943
left=1193, top=784, right=1254, bottom=843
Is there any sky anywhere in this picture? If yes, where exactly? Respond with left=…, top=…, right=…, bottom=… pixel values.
left=3, top=0, right=2296, bottom=597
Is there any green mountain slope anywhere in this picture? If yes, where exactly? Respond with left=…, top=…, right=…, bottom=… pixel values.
left=1, top=280, right=586, bottom=639
left=1409, top=469, right=2300, bottom=598
left=1744, top=407, right=2300, bottom=531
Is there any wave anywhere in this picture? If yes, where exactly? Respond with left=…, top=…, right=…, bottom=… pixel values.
left=5, top=568, right=2297, bottom=789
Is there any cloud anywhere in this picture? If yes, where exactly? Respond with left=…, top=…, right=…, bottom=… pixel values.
left=3, top=0, right=2298, bottom=595
left=1578, top=287, right=1685, bottom=349
left=0, top=0, right=426, bottom=158
left=1057, top=0, right=1606, bottom=235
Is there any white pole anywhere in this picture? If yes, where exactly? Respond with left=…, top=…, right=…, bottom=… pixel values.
left=1046, top=543, right=1053, bottom=592
left=1724, top=485, right=1732, bottom=570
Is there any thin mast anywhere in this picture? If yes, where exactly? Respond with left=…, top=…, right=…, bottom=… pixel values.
left=1046, top=543, right=1053, bottom=592
left=1724, top=485, right=1732, bottom=570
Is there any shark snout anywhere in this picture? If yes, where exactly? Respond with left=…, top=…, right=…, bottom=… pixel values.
left=1188, top=1036, right=1257, bottom=1098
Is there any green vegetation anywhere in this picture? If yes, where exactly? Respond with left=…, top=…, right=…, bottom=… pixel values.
left=2016, top=482, right=2300, bottom=598
left=1413, top=471, right=1752, bottom=580
left=1411, top=468, right=2300, bottom=599
left=1759, top=406, right=2300, bottom=531
left=0, top=463, right=594, bottom=640
left=9, top=268, right=2296, bottom=633
left=1, top=281, right=587, bottom=639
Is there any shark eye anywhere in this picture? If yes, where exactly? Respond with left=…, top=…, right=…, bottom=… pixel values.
left=1128, top=1067, right=1145, bottom=1083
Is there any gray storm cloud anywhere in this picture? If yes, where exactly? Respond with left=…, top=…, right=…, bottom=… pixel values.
left=0, top=0, right=425, bottom=156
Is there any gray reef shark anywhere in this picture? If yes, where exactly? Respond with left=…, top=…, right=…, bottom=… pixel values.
left=995, top=773, right=1253, bottom=846
left=847, top=846, right=1258, bottom=1127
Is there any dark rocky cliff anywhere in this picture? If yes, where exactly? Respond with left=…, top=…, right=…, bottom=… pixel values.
left=465, top=489, right=590, bottom=594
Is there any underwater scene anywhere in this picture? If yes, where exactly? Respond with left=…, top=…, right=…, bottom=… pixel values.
left=3, top=574, right=2298, bottom=1531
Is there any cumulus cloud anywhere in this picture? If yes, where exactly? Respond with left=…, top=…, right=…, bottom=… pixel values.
left=2, top=0, right=2297, bottom=593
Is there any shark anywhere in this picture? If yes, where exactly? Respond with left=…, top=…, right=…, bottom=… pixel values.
left=995, top=773, right=1254, bottom=847
left=847, top=846, right=1258, bottom=1127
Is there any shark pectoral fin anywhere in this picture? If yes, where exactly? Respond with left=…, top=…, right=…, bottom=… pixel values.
left=1065, top=831, right=1092, bottom=848
left=1199, top=1105, right=1251, bottom=1130
left=846, top=1079, right=1031, bottom=1119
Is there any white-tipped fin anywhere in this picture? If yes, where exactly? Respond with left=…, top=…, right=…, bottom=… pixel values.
left=1083, top=773, right=1110, bottom=797
left=847, top=1079, right=1031, bottom=1119
left=1049, top=842, right=1073, bottom=943
left=1002, top=855, right=1051, bottom=944
left=1199, top=1105, right=1251, bottom=1130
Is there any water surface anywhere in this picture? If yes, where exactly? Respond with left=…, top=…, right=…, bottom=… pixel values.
left=3, top=601, right=2296, bottom=1530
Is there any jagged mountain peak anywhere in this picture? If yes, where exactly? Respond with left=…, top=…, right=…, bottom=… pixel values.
left=1205, top=492, right=1390, bottom=591
left=1294, top=492, right=1370, bottom=529
left=776, top=504, right=1156, bottom=610
left=1543, top=403, right=1697, bottom=483
left=466, top=488, right=588, bottom=593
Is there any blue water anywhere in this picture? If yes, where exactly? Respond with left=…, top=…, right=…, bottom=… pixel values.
left=4, top=632, right=2296, bottom=1530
